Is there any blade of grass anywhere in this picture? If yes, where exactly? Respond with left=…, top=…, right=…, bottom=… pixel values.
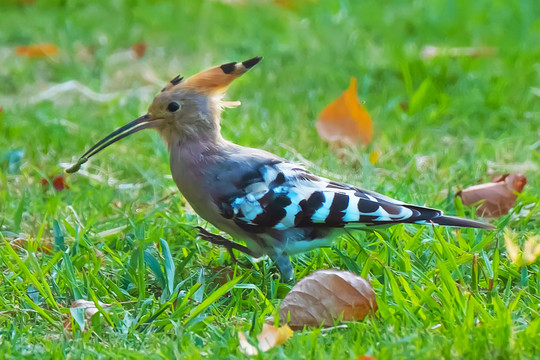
left=184, top=275, right=243, bottom=326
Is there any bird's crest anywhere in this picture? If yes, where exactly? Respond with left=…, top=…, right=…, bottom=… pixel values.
left=161, top=57, right=262, bottom=95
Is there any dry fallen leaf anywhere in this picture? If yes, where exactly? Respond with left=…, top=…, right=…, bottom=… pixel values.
left=10, top=237, right=53, bottom=254
left=41, top=174, right=69, bottom=191
left=238, top=323, right=293, bottom=356
left=132, top=42, right=147, bottom=58
left=457, top=173, right=527, bottom=218
left=279, top=269, right=377, bottom=329
left=15, top=43, right=58, bottom=57
left=64, top=299, right=110, bottom=331
left=504, top=230, right=540, bottom=266
left=316, top=77, right=373, bottom=147
left=274, top=0, right=316, bottom=9
left=421, top=46, right=497, bottom=60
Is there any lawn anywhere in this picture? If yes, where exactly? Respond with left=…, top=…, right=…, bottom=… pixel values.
left=0, top=0, right=539, bottom=358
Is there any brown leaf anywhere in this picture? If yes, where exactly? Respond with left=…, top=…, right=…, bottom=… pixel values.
left=316, top=77, right=373, bottom=147
left=15, top=43, right=58, bottom=57
left=279, top=269, right=377, bottom=329
left=41, top=174, right=69, bottom=191
left=274, top=0, right=315, bottom=9
left=132, top=42, right=147, bottom=58
left=457, top=173, right=527, bottom=218
left=10, top=237, right=53, bottom=254
left=238, top=323, right=293, bottom=355
left=64, top=299, right=110, bottom=331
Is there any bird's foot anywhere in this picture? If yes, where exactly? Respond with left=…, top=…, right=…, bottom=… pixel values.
left=195, top=226, right=257, bottom=262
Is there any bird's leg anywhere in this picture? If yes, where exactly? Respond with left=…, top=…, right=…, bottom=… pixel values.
left=195, top=226, right=258, bottom=262
left=272, top=252, right=294, bottom=283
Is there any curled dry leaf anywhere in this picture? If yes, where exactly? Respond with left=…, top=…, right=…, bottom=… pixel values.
left=457, top=173, right=527, bottom=218
left=316, top=77, right=373, bottom=147
left=15, top=43, right=58, bottom=57
left=238, top=323, right=293, bottom=356
left=279, top=269, right=377, bottom=329
left=64, top=299, right=110, bottom=331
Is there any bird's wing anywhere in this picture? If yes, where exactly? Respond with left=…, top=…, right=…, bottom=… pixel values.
left=212, top=160, right=448, bottom=234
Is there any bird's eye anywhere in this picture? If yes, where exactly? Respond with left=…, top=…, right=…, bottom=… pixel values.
left=167, top=102, right=181, bottom=112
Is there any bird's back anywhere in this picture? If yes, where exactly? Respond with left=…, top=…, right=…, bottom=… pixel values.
left=200, top=144, right=492, bottom=257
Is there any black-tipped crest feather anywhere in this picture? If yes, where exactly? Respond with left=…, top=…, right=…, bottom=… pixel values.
left=220, top=62, right=236, bottom=74
left=242, top=56, right=262, bottom=69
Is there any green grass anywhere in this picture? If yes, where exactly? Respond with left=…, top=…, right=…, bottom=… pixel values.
left=1, top=0, right=539, bottom=358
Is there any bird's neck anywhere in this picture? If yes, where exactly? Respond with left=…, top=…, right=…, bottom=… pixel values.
left=167, top=130, right=232, bottom=212
left=167, top=128, right=232, bottom=169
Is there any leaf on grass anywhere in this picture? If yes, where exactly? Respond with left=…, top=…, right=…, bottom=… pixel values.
left=274, top=0, right=316, bottom=9
left=132, top=42, right=147, bottom=58
left=9, top=237, right=53, bottom=254
left=238, top=323, right=293, bottom=356
left=279, top=269, right=377, bottom=329
left=316, top=77, right=373, bottom=147
left=421, top=46, right=497, bottom=60
left=41, top=174, right=69, bottom=191
left=457, top=173, right=527, bottom=218
left=368, top=151, right=379, bottom=165
left=15, top=43, right=58, bottom=57
left=504, top=230, right=540, bottom=266
left=65, top=299, right=111, bottom=331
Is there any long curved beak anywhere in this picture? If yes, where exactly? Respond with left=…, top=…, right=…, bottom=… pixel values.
left=66, top=114, right=154, bottom=173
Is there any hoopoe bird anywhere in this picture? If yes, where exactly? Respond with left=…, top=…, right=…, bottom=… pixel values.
left=67, top=57, right=494, bottom=281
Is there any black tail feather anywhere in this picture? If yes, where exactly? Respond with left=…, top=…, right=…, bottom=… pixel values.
left=428, top=215, right=495, bottom=230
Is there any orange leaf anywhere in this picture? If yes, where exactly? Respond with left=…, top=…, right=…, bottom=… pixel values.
left=316, top=77, right=373, bottom=146
left=132, top=42, right=147, bottom=58
left=15, top=43, right=58, bottom=57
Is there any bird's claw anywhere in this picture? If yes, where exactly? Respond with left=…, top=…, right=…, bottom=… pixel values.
left=195, top=226, right=257, bottom=260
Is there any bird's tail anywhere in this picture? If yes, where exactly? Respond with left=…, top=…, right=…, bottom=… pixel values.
left=426, top=214, right=495, bottom=230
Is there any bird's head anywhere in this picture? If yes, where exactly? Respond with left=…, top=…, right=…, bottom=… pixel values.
left=66, top=57, right=262, bottom=173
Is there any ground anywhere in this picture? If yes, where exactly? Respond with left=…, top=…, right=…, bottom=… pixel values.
left=0, top=0, right=539, bottom=359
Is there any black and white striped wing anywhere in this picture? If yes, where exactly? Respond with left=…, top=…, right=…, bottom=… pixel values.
left=215, top=161, right=443, bottom=234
